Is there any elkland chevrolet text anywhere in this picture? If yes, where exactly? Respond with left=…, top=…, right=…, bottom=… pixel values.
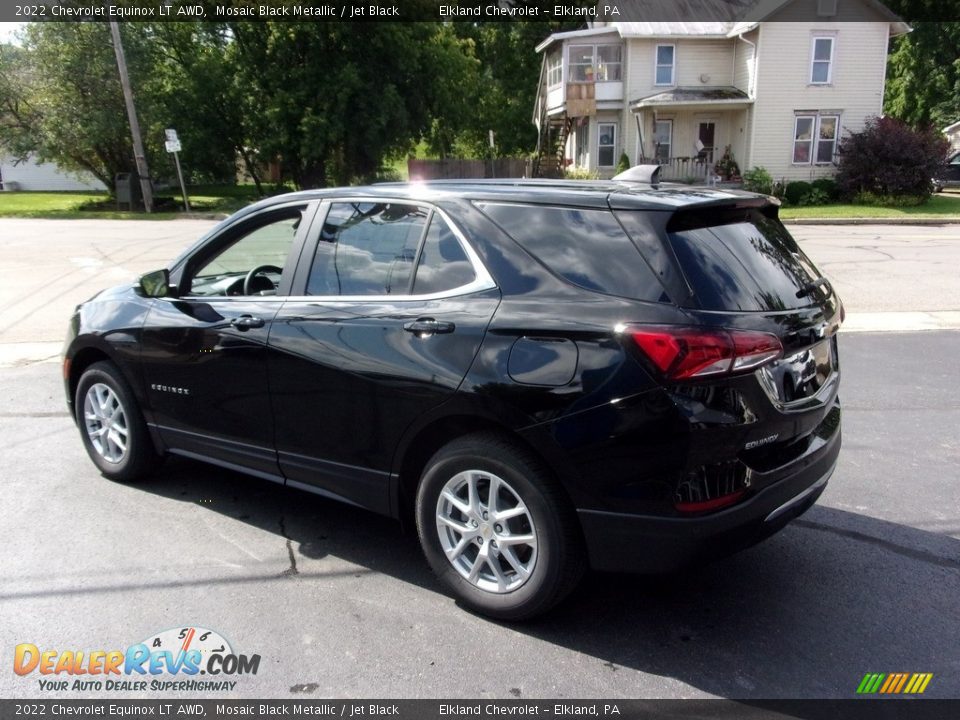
left=64, top=174, right=842, bottom=619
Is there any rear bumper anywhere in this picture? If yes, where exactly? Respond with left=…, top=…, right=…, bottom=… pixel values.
left=578, top=420, right=840, bottom=573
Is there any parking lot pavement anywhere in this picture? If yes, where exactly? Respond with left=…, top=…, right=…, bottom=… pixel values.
left=0, top=218, right=958, bottom=699
left=0, top=219, right=209, bottom=362
left=0, top=331, right=957, bottom=700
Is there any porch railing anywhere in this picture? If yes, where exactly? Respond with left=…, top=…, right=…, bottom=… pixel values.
left=655, top=156, right=714, bottom=183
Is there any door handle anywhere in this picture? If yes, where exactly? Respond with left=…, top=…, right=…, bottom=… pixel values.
left=404, top=318, right=455, bottom=336
left=230, top=315, right=265, bottom=330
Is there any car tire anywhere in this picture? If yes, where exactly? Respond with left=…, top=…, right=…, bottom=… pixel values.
left=75, top=361, right=158, bottom=482
left=415, top=432, right=585, bottom=620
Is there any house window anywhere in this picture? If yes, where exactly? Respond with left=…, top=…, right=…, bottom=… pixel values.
left=547, top=52, right=562, bottom=87
left=596, top=45, right=622, bottom=82
left=598, top=123, right=617, bottom=167
left=575, top=122, right=588, bottom=167
left=569, top=45, right=594, bottom=82
left=817, top=0, right=837, bottom=16
left=655, top=45, right=676, bottom=86
left=654, top=120, right=672, bottom=162
left=815, top=115, right=839, bottom=163
left=793, top=114, right=840, bottom=164
left=810, top=37, right=834, bottom=84
left=568, top=44, right=622, bottom=82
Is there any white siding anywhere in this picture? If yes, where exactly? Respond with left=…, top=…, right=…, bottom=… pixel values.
left=749, top=21, right=891, bottom=182
left=732, top=30, right=758, bottom=95
left=626, top=38, right=735, bottom=104
left=1, top=155, right=106, bottom=192
left=945, top=127, right=960, bottom=153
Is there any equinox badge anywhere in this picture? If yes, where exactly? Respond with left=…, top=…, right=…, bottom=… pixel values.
left=745, top=434, right=779, bottom=450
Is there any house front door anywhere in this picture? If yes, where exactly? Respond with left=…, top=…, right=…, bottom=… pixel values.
left=698, top=121, right=716, bottom=163
left=654, top=120, right=672, bottom=163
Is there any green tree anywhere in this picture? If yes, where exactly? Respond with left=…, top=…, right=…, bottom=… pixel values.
left=140, top=23, right=245, bottom=186
left=448, top=21, right=582, bottom=158
left=884, top=21, right=960, bottom=128
left=0, top=23, right=139, bottom=191
left=228, top=22, right=479, bottom=188
left=0, top=23, right=242, bottom=194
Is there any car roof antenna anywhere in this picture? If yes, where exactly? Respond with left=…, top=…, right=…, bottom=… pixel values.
left=612, top=164, right=662, bottom=188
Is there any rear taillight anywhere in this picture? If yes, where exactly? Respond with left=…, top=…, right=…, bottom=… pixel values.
left=625, top=326, right=782, bottom=380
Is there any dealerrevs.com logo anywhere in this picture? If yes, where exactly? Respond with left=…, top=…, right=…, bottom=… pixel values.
left=13, top=626, right=261, bottom=692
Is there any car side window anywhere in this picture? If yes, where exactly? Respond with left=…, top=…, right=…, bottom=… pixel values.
left=477, top=202, right=667, bottom=303
left=187, top=210, right=303, bottom=297
left=306, top=202, right=428, bottom=296
left=412, top=214, right=476, bottom=295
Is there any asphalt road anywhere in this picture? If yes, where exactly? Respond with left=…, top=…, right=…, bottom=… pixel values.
left=0, top=219, right=959, bottom=362
left=0, top=332, right=957, bottom=699
left=0, top=219, right=958, bottom=700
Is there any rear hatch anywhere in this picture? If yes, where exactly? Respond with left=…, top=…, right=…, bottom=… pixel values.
left=615, top=200, right=842, bottom=506
left=660, top=203, right=841, bottom=409
left=615, top=200, right=842, bottom=404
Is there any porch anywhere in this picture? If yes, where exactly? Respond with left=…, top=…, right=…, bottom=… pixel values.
left=629, top=87, right=753, bottom=183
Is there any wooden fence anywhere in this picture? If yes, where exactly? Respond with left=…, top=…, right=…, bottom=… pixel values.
left=408, top=158, right=530, bottom=181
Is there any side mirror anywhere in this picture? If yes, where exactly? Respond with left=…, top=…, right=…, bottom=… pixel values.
left=138, top=269, right=172, bottom=298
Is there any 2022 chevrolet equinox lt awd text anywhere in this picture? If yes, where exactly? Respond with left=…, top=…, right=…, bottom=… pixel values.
left=64, top=176, right=843, bottom=619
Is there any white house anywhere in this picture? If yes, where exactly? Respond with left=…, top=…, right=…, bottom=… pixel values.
left=943, top=121, right=960, bottom=153
left=532, top=0, right=910, bottom=183
left=0, top=154, right=107, bottom=192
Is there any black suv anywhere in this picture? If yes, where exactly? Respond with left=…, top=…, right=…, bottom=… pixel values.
left=64, top=176, right=842, bottom=619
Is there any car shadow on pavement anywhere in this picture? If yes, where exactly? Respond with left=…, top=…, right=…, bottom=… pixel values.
left=142, top=456, right=960, bottom=699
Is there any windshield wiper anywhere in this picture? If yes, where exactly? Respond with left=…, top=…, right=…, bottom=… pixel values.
left=796, top=276, right=831, bottom=299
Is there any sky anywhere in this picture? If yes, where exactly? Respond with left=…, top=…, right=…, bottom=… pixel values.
left=0, top=22, right=24, bottom=45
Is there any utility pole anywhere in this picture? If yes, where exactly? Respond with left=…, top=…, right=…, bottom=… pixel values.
left=109, top=21, right=153, bottom=213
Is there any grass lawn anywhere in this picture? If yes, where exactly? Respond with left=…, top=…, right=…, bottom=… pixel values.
left=0, top=184, right=270, bottom=220
left=5, top=185, right=960, bottom=221
left=779, top=191, right=960, bottom=220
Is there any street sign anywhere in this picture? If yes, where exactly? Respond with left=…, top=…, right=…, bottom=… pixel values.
left=163, top=127, right=190, bottom=212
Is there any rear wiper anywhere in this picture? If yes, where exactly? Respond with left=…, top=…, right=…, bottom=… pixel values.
left=796, top=276, right=831, bottom=299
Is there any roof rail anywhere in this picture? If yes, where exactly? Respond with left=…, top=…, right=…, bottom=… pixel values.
left=612, top=164, right=662, bottom=187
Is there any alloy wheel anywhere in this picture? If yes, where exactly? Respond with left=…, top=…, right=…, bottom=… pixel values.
left=435, top=470, right=538, bottom=593
left=83, top=383, right=129, bottom=464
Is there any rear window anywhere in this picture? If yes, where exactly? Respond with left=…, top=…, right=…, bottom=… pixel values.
left=666, top=208, right=823, bottom=311
left=477, top=202, right=667, bottom=302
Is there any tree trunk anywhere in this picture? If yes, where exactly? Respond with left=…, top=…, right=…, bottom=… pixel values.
left=239, top=148, right=264, bottom=196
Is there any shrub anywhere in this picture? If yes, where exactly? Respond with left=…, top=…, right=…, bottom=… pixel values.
left=616, top=152, right=631, bottom=174
left=784, top=181, right=812, bottom=205
left=852, top=191, right=926, bottom=207
left=811, top=177, right=839, bottom=201
left=742, top=166, right=774, bottom=194
left=799, top=188, right=830, bottom=206
left=564, top=167, right=600, bottom=180
left=836, top=116, right=949, bottom=202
